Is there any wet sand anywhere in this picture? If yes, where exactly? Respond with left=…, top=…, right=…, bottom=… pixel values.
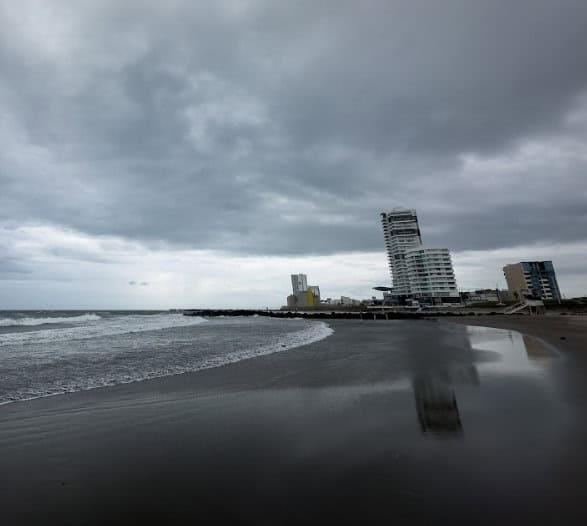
left=446, top=314, right=587, bottom=355
left=1, top=319, right=587, bottom=525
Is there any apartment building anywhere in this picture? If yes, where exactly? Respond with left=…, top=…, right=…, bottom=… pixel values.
left=380, top=208, right=422, bottom=296
left=404, top=247, right=459, bottom=302
left=381, top=208, right=459, bottom=304
left=503, top=261, right=561, bottom=302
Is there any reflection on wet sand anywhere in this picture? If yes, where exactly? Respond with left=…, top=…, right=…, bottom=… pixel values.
left=412, top=325, right=555, bottom=438
left=522, top=334, right=551, bottom=363
left=413, top=366, right=480, bottom=436
left=465, top=324, right=555, bottom=373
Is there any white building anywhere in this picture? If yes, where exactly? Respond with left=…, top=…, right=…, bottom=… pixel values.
left=291, top=274, right=308, bottom=295
left=381, top=208, right=459, bottom=304
left=404, top=247, right=459, bottom=302
left=380, top=208, right=422, bottom=296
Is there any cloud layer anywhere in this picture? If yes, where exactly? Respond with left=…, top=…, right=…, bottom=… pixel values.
left=1, top=1, right=586, bottom=305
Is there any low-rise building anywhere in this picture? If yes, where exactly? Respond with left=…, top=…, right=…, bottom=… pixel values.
left=461, top=289, right=500, bottom=304
left=340, top=296, right=364, bottom=306
left=322, top=296, right=362, bottom=306
left=460, top=289, right=516, bottom=305
left=497, top=289, right=515, bottom=303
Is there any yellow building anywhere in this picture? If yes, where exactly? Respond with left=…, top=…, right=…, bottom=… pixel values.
left=287, top=290, right=319, bottom=308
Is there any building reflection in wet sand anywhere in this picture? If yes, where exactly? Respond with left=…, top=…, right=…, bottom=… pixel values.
left=522, top=334, right=551, bottom=363
left=413, top=366, right=480, bottom=437
left=411, top=325, right=555, bottom=437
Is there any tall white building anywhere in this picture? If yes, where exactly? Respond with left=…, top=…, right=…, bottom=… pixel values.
left=381, top=208, right=459, bottom=304
left=291, top=274, right=308, bottom=295
left=380, top=208, right=422, bottom=296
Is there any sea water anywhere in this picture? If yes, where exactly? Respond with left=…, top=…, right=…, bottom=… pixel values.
left=0, top=311, right=332, bottom=404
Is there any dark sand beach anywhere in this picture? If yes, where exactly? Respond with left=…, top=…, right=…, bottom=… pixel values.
left=2, top=317, right=587, bottom=525
left=448, top=314, right=587, bottom=355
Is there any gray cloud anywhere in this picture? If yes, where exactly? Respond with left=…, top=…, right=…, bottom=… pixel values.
left=1, top=0, right=586, bottom=261
left=0, top=257, right=32, bottom=278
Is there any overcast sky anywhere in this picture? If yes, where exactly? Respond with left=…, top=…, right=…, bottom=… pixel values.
left=1, top=0, right=586, bottom=309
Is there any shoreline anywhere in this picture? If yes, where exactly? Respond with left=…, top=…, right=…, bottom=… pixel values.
left=0, top=318, right=334, bottom=408
left=1, top=315, right=585, bottom=410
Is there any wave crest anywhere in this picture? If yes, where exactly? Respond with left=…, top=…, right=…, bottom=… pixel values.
left=0, top=313, right=102, bottom=327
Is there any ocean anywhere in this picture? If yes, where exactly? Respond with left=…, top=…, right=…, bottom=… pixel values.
left=0, top=311, right=333, bottom=404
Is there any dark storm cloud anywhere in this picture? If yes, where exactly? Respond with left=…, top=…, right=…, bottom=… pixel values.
left=1, top=0, right=587, bottom=256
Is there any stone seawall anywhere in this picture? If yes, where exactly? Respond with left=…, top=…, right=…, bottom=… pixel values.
left=182, top=309, right=510, bottom=320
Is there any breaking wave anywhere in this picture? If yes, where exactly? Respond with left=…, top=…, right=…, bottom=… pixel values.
left=0, top=313, right=102, bottom=327
left=0, top=313, right=208, bottom=347
left=0, top=316, right=333, bottom=404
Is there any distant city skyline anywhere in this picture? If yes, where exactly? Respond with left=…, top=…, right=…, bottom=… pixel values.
left=1, top=1, right=586, bottom=308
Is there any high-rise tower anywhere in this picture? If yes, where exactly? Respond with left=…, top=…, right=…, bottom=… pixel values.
left=381, top=208, right=459, bottom=304
left=291, top=274, right=308, bottom=295
left=380, top=208, right=422, bottom=296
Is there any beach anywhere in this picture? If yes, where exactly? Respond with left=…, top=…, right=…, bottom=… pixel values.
left=448, top=314, right=587, bottom=355
left=2, top=317, right=587, bottom=525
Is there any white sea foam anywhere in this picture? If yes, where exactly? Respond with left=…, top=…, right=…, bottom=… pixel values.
left=187, top=320, right=334, bottom=376
left=0, top=313, right=207, bottom=347
left=0, top=318, right=333, bottom=404
left=0, top=313, right=102, bottom=327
